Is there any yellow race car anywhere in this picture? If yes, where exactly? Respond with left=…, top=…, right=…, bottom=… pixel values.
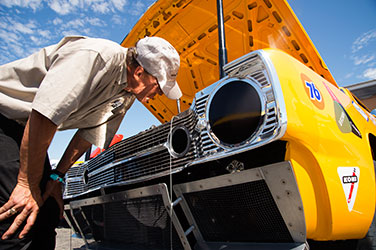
left=63, top=0, right=376, bottom=249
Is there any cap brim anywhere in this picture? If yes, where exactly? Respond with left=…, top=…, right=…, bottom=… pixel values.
left=163, top=81, right=182, bottom=100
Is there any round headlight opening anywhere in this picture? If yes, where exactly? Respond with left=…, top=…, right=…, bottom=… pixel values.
left=208, top=79, right=263, bottom=145
left=169, top=126, right=191, bottom=157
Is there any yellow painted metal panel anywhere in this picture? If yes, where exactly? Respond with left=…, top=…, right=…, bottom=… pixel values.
left=265, top=48, right=375, bottom=240
left=121, top=0, right=336, bottom=123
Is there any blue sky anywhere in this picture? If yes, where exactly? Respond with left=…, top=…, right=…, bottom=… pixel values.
left=0, top=0, right=375, bottom=161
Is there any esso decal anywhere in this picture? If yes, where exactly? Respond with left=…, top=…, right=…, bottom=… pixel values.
left=301, top=73, right=325, bottom=110
left=333, top=101, right=352, bottom=133
left=337, top=167, right=360, bottom=212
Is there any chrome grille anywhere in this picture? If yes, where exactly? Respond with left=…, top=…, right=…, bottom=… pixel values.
left=251, top=70, right=269, bottom=88
left=194, top=92, right=222, bottom=157
left=194, top=94, right=209, bottom=115
left=64, top=163, right=86, bottom=197
left=66, top=163, right=86, bottom=178
left=87, top=149, right=114, bottom=172
left=64, top=50, right=286, bottom=199
left=112, top=109, right=196, bottom=160
left=64, top=109, right=197, bottom=198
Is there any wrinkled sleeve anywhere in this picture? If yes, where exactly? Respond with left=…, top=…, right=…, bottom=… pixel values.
left=75, top=93, right=135, bottom=148
left=32, top=50, right=106, bottom=126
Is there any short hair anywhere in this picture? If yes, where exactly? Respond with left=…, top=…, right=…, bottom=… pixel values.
left=126, top=47, right=140, bottom=68
left=126, top=46, right=155, bottom=77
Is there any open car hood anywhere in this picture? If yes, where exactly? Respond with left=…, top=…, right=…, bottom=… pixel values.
left=121, top=0, right=336, bottom=123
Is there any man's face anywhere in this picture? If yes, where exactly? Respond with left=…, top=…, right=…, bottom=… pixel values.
left=126, top=66, right=163, bottom=103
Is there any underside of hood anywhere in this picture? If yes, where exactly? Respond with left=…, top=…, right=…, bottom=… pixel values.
left=121, top=0, right=336, bottom=123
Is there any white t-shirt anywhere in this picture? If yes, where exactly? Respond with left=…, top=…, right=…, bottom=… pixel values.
left=0, top=36, right=136, bottom=148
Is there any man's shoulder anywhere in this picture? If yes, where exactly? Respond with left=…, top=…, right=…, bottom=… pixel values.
left=57, top=36, right=127, bottom=58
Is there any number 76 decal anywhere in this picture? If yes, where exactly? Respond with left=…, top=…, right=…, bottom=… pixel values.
left=301, top=73, right=325, bottom=110
left=305, top=81, right=322, bottom=102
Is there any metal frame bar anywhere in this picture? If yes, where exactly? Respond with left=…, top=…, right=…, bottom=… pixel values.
left=68, top=206, right=90, bottom=250
left=67, top=183, right=192, bottom=250
left=173, top=161, right=307, bottom=248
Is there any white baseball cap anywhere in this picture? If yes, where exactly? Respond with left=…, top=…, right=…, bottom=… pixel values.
left=135, top=36, right=182, bottom=100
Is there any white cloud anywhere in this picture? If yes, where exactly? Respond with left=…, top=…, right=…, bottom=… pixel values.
left=44, top=0, right=129, bottom=15
left=0, top=0, right=155, bottom=65
left=61, top=27, right=91, bottom=37
left=0, top=0, right=135, bottom=17
left=66, top=19, right=85, bottom=28
left=38, top=29, right=51, bottom=38
left=344, top=72, right=354, bottom=79
left=61, top=29, right=82, bottom=36
left=352, top=29, right=376, bottom=53
left=111, top=0, right=127, bottom=11
left=52, top=17, right=63, bottom=25
left=13, top=22, right=34, bottom=34
left=30, top=35, right=44, bottom=45
left=364, top=68, right=376, bottom=80
left=92, top=2, right=109, bottom=13
left=48, top=0, right=75, bottom=15
left=353, top=54, right=375, bottom=65
left=0, top=0, right=43, bottom=11
left=112, top=15, right=123, bottom=25
left=86, top=17, right=105, bottom=27
left=128, top=1, right=145, bottom=16
left=0, top=30, right=20, bottom=45
left=8, top=42, right=27, bottom=58
left=58, top=17, right=105, bottom=33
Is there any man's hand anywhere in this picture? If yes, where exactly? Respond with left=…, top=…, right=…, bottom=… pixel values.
left=0, top=110, right=57, bottom=240
left=0, top=184, right=43, bottom=239
left=0, top=111, right=91, bottom=240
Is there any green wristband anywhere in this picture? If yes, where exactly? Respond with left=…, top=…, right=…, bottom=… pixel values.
left=50, top=173, right=65, bottom=184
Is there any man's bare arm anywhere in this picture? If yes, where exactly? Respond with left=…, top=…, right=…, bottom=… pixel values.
left=0, top=109, right=57, bottom=239
left=18, top=109, right=57, bottom=193
left=54, top=130, right=92, bottom=175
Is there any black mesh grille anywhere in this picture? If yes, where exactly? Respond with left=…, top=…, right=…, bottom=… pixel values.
left=80, top=195, right=184, bottom=250
left=183, top=180, right=293, bottom=242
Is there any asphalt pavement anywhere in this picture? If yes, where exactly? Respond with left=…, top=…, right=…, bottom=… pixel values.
left=55, top=227, right=86, bottom=250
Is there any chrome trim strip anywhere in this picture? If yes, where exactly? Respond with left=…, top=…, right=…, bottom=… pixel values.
left=66, top=177, right=82, bottom=183
left=69, top=183, right=165, bottom=208
left=258, top=50, right=288, bottom=138
left=88, top=144, right=168, bottom=177
left=64, top=165, right=185, bottom=199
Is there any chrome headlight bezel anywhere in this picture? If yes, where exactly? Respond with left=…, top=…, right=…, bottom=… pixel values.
left=205, top=77, right=267, bottom=149
left=191, top=50, right=287, bottom=164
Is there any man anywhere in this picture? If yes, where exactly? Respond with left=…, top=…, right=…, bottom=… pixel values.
left=0, top=35, right=182, bottom=249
